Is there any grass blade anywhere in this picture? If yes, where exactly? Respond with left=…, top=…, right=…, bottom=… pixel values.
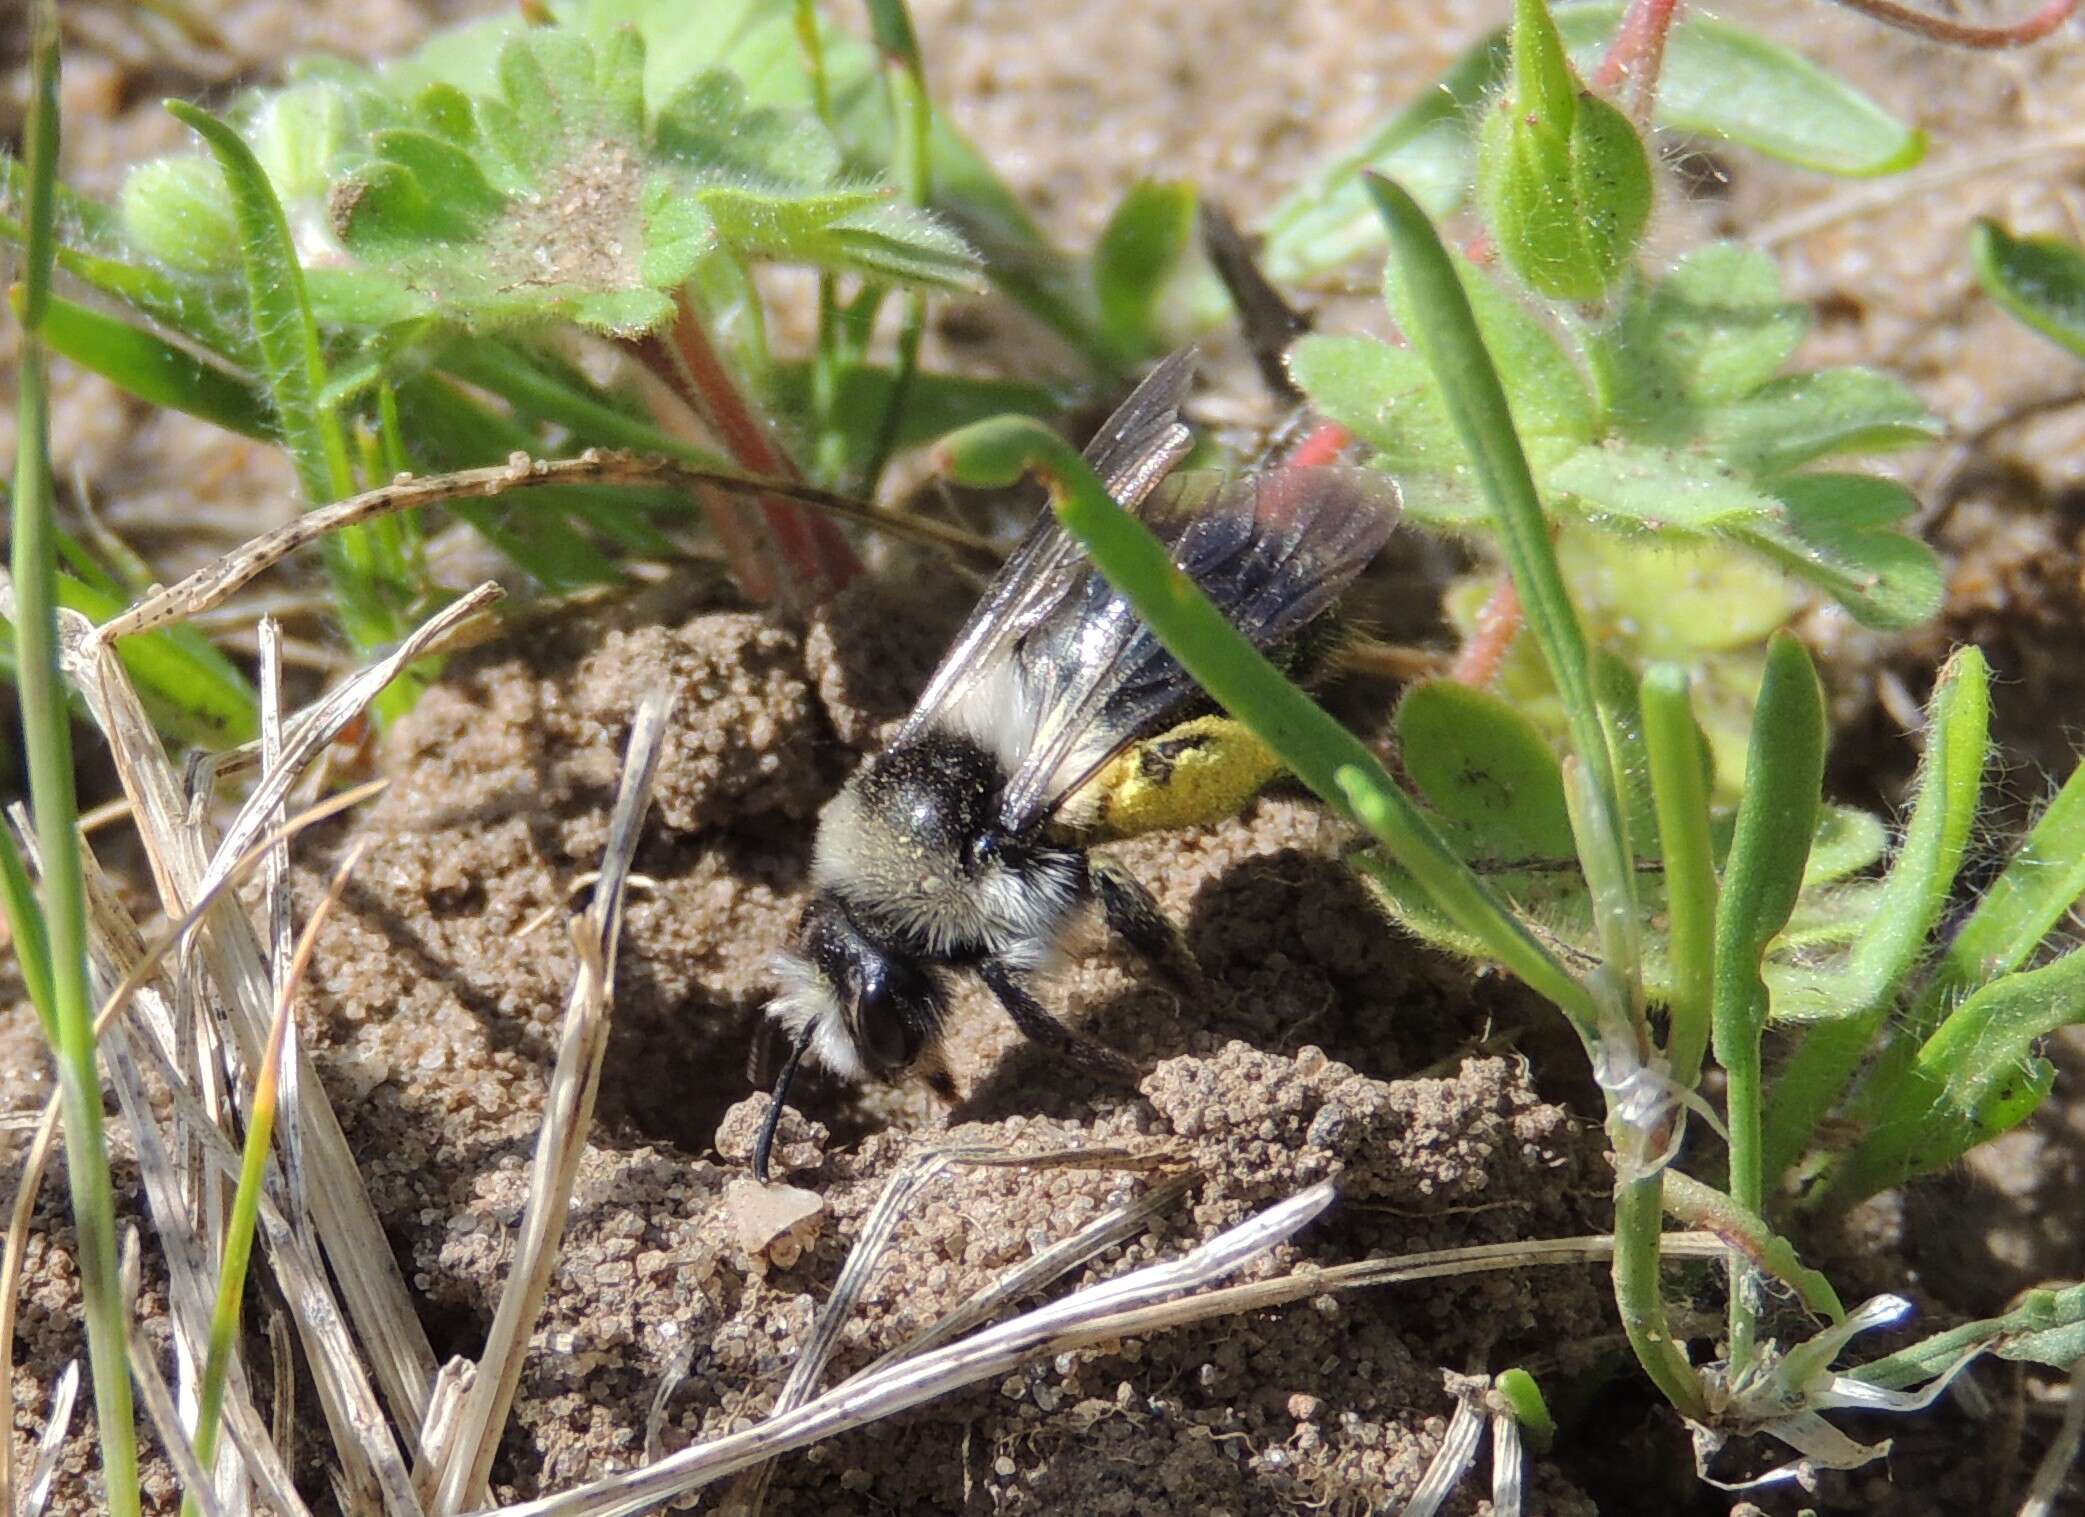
left=15, top=287, right=272, bottom=439
left=1366, top=174, right=1629, bottom=898
left=7, top=8, right=143, bottom=1510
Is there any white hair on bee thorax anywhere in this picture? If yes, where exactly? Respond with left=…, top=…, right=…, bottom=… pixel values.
left=764, top=950, right=866, bottom=1080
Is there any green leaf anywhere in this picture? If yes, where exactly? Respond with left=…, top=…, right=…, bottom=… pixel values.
left=1734, top=474, right=1944, bottom=632
left=1288, top=334, right=1461, bottom=472
left=1397, top=680, right=1574, bottom=859
left=1931, top=758, right=2085, bottom=998
left=1256, top=6, right=1919, bottom=283
left=166, top=100, right=354, bottom=506
left=769, top=360, right=1059, bottom=483
left=1092, top=180, right=1198, bottom=362
left=1713, top=630, right=1825, bottom=1217
left=331, top=36, right=978, bottom=338
left=116, top=154, right=240, bottom=273
left=1972, top=218, right=2085, bottom=363
left=1764, top=647, right=1989, bottom=1184
left=19, top=288, right=272, bottom=440
left=1593, top=243, right=1809, bottom=433
left=1695, top=369, right=1941, bottom=475
left=1838, top=947, right=2085, bottom=1196
left=1549, top=441, right=1779, bottom=535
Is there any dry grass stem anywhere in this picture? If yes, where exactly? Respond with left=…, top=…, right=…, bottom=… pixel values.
left=20, top=1359, right=77, bottom=1517
left=2018, top=1365, right=2084, bottom=1517
left=116, top=1230, right=227, bottom=1517
left=727, top=1145, right=1183, bottom=1517
left=1400, top=1385, right=1486, bottom=1517
left=96, top=451, right=994, bottom=643
left=479, top=1183, right=1339, bottom=1517
left=1492, top=1404, right=1526, bottom=1517
left=431, top=689, right=676, bottom=1517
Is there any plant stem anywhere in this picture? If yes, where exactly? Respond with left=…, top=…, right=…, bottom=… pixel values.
left=1449, top=579, right=1524, bottom=688
left=10, top=11, right=142, bottom=1509
left=1822, top=0, right=2078, bottom=49
left=1595, top=0, right=1683, bottom=123
left=861, top=0, right=934, bottom=497
left=1611, top=1170, right=1707, bottom=1420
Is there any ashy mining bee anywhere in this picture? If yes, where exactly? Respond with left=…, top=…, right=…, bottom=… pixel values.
left=752, top=351, right=1400, bottom=1180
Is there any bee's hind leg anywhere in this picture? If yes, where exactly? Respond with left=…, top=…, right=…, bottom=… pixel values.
left=1090, top=855, right=1205, bottom=992
left=977, top=959, right=1141, bottom=1082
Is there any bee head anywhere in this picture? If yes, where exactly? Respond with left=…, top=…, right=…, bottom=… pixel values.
left=754, top=891, right=948, bottom=1181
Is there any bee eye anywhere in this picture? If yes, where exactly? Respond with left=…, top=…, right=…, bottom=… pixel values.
left=851, top=961, right=918, bottom=1073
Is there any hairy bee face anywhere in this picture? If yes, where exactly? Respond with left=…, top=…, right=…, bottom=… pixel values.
left=767, top=894, right=947, bottom=1084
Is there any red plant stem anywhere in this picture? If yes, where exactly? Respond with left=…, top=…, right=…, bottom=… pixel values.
left=629, top=334, right=779, bottom=604
left=1450, top=578, right=1525, bottom=688
left=1821, top=0, right=2077, bottom=47
left=665, top=294, right=863, bottom=602
left=1595, top=0, right=1682, bottom=123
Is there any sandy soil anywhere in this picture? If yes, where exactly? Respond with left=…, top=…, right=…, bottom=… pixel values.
left=7, top=1, right=2085, bottom=1513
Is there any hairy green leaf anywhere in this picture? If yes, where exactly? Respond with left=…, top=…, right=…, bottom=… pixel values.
left=1397, top=680, right=1573, bottom=859
left=1734, top=474, right=1944, bottom=633
left=1695, top=369, right=1941, bottom=476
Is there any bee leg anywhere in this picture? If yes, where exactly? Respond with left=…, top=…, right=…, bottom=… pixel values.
left=1090, top=855, right=1205, bottom=991
left=977, top=959, right=1140, bottom=1081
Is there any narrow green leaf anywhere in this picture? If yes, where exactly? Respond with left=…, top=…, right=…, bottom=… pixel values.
left=12, top=7, right=143, bottom=1506
left=1641, top=664, right=1717, bottom=1087
left=1804, top=805, right=1889, bottom=887
left=1713, top=632, right=1825, bottom=1218
left=1369, top=176, right=1624, bottom=862
left=1972, top=219, right=2085, bottom=363
left=1933, top=758, right=2085, bottom=998
left=1854, top=1284, right=2085, bottom=1389
left=1832, top=948, right=2085, bottom=1202
left=1092, top=180, right=1198, bottom=363
left=1765, top=647, right=1990, bottom=1187
left=20, top=288, right=272, bottom=440
left=166, top=101, right=354, bottom=506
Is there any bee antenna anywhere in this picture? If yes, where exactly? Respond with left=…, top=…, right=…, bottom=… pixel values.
left=752, top=1021, right=816, bottom=1184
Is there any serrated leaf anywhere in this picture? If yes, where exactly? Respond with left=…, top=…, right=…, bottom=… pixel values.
left=1385, top=251, right=1597, bottom=464
left=1734, top=473, right=1943, bottom=632
left=330, top=33, right=977, bottom=337
left=1697, top=368, right=1941, bottom=475
left=1549, top=441, right=1779, bottom=535
left=1594, top=243, right=1808, bottom=433
left=1397, top=680, right=1574, bottom=859
left=1972, top=218, right=2085, bottom=363
left=1288, top=334, right=1461, bottom=472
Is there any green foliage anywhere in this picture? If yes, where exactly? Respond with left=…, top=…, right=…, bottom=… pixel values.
left=1294, top=243, right=1940, bottom=634
left=326, top=32, right=977, bottom=337
left=1092, top=180, right=1200, bottom=363
left=1259, top=2, right=1925, bottom=286
left=1972, top=218, right=2085, bottom=362
left=1476, top=0, right=1651, bottom=301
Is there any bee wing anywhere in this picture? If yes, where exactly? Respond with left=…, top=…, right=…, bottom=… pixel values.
left=897, top=351, right=1197, bottom=743
left=995, top=463, right=1402, bottom=835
